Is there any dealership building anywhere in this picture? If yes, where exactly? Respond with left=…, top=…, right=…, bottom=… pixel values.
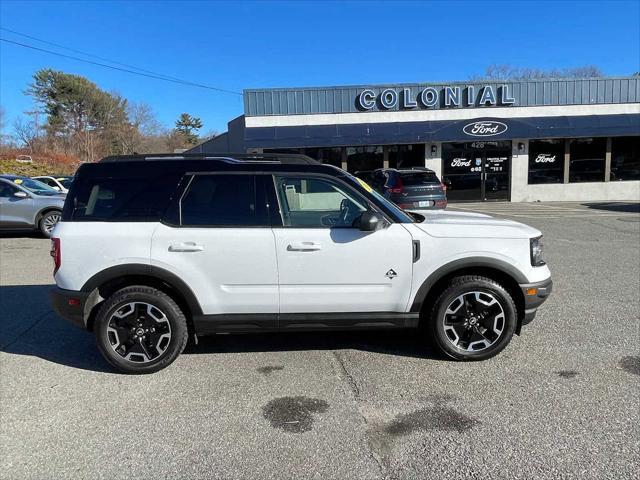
left=190, top=76, right=640, bottom=202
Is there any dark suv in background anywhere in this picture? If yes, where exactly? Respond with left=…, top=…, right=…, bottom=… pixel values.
left=356, top=168, right=447, bottom=210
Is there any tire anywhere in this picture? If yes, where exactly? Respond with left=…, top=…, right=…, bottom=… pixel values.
left=39, top=210, right=61, bottom=238
left=94, top=286, right=189, bottom=374
left=429, top=275, right=517, bottom=361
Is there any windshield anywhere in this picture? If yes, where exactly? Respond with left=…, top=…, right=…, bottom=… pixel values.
left=13, top=177, right=61, bottom=195
left=342, top=173, right=415, bottom=223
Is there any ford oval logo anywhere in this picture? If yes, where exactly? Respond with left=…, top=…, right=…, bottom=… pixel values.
left=463, top=121, right=508, bottom=137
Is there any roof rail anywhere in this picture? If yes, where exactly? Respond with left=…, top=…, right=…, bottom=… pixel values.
left=99, top=152, right=320, bottom=165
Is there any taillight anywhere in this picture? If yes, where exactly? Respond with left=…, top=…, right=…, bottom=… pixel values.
left=51, top=238, right=61, bottom=274
left=390, top=175, right=404, bottom=194
left=440, top=181, right=447, bottom=192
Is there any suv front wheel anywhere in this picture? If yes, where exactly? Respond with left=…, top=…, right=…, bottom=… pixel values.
left=430, top=275, right=517, bottom=361
left=94, top=286, right=189, bottom=374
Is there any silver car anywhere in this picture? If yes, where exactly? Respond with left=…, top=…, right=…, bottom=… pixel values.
left=0, top=175, right=66, bottom=237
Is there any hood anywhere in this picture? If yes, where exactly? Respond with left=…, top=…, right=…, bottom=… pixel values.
left=408, top=209, right=542, bottom=239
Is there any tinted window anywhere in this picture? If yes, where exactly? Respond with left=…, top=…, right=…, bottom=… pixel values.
left=388, top=144, right=425, bottom=169
left=399, top=171, right=440, bottom=186
left=0, top=181, right=18, bottom=197
left=611, top=136, right=640, bottom=181
left=181, top=174, right=267, bottom=227
left=275, top=176, right=367, bottom=228
left=346, top=146, right=383, bottom=173
left=66, top=174, right=181, bottom=221
left=569, top=137, right=606, bottom=183
left=528, top=139, right=564, bottom=184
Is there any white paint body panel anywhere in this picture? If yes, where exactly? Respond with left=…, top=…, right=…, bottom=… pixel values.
left=54, top=212, right=551, bottom=315
left=150, top=224, right=278, bottom=314
left=53, top=222, right=156, bottom=290
left=273, top=224, right=414, bottom=313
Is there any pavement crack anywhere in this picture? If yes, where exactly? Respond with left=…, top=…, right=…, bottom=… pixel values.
left=332, top=350, right=360, bottom=398
left=331, top=350, right=387, bottom=479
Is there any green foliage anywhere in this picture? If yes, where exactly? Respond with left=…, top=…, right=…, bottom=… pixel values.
left=174, top=113, right=203, bottom=146
left=27, top=69, right=128, bottom=136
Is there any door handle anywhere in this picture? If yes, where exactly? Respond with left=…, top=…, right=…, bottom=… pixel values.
left=287, top=241, right=321, bottom=252
left=168, top=242, right=204, bottom=252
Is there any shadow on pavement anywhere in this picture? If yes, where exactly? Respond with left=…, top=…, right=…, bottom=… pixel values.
left=0, top=284, right=111, bottom=373
left=1, top=284, right=442, bottom=373
left=186, top=329, right=443, bottom=361
left=0, top=231, right=45, bottom=239
left=581, top=202, right=640, bottom=213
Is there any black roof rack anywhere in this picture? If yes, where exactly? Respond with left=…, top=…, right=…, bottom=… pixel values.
left=99, top=152, right=320, bottom=165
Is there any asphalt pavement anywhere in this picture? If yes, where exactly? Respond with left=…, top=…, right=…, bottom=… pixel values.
left=1, top=201, right=639, bottom=480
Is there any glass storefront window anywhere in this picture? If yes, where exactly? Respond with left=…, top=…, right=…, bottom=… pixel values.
left=305, top=147, right=343, bottom=167
left=346, top=146, right=383, bottom=173
left=611, top=136, right=640, bottom=181
left=388, top=144, right=425, bottom=169
left=569, top=138, right=606, bottom=183
left=528, top=139, right=564, bottom=184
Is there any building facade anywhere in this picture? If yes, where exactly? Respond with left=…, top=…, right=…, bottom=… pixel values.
left=190, top=77, right=640, bottom=202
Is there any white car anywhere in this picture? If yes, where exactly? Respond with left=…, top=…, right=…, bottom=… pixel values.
left=50, top=153, right=552, bottom=374
left=32, top=175, right=73, bottom=194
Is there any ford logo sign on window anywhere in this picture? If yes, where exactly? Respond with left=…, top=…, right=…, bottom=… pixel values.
left=463, top=121, right=508, bottom=137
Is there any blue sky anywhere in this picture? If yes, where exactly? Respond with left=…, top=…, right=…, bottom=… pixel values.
left=1, top=0, right=639, bottom=134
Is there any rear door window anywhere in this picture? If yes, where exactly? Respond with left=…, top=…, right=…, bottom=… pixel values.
left=180, top=174, right=269, bottom=227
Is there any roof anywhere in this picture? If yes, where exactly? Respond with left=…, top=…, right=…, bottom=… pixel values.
left=99, top=152, right=320, bottom=165
left=79, top=153, right=344, bottom=178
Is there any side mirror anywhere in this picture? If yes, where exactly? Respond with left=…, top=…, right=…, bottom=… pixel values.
left=14, top=191, right=29, bottom=199
left=52, top=186, right=61, bottom=191
left=356, top=211, right=380, bottom=232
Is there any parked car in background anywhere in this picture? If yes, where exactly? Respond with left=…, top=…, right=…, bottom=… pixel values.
left=356, top=168, right=447, bottom=210
left=0, top=175, right=66, bottom=237
left=32, top=175, right=74, bottom=194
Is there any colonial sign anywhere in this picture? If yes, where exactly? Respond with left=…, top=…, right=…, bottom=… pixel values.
left=463, top=121, right=508, bottom=137
left=357, top=84, right=516, bottom=110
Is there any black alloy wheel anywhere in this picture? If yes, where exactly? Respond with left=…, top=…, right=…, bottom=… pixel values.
left=430, top=275, right=517, bottom=361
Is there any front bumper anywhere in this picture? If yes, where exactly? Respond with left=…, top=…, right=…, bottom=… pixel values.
left=519, top=277, right=553, bottom=326
left=50, top=287, right=90, bottom=329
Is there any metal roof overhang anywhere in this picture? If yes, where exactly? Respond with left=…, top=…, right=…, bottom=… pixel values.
left=244, top=113, right=640, bottom=149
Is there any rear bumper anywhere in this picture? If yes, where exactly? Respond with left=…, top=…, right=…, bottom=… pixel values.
left=50, top=287, right=90, bottom=329
left=519, top=277, right=553, bottom=326
left=391, top=196, right=447, bottom=209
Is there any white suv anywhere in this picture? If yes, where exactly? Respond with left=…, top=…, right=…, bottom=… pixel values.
left=50, top=154, right=552, bottom=374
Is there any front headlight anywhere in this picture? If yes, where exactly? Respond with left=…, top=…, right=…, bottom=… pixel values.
left=530, top=236, right=545, bottom=266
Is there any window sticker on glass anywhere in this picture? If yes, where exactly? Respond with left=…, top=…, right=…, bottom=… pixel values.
left=356, top=177, right=373, bottom=193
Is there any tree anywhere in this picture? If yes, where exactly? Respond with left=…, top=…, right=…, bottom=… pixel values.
left=13, top=117, right=39, bottom=152
left=25, top=69, right=129, bottom=161
left=471, top=64, right=604, bottom=81
left=174, top=113, right=203, bottom=146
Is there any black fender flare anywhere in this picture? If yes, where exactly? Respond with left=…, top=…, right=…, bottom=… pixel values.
left=409, top=257, right=528, bottom=313
left=81, top=264, right=203, bottom=316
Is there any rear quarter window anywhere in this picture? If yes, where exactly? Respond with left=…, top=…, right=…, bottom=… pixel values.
left=64, top=174, right=182, bottom=221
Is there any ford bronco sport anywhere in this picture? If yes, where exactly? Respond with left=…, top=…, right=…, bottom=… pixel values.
left=50, top=154, right=552, bottom=374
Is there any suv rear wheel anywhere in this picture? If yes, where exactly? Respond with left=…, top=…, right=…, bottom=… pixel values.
left=429, top=275, right=517, bottom=361
left=94, top=286, right=188, bottom=374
